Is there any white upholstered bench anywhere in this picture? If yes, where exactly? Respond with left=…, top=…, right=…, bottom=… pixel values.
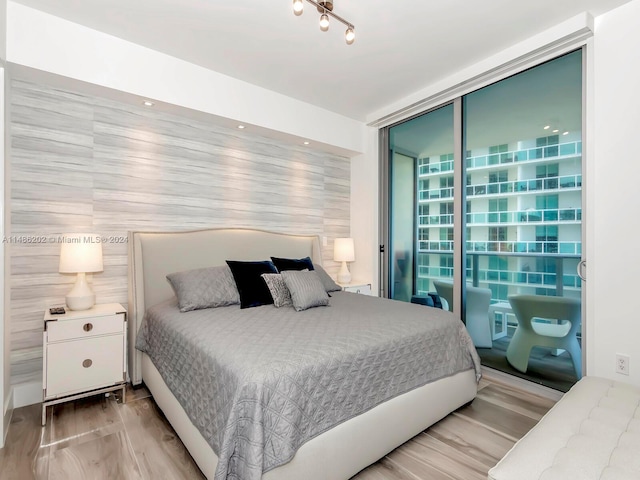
left=488, top=376, right=640, bottom=480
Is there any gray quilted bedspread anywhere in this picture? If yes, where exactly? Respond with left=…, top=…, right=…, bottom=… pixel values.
left=136, top=291, right=481, bottom=480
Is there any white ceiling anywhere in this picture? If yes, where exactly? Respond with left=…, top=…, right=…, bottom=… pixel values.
left=12, top=0, right=632, bottom=121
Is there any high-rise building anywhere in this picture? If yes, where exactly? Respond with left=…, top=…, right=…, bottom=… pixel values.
left=415, top=133, right=582, bottom=304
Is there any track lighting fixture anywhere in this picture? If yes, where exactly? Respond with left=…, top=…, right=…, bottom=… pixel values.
left=293, top=0, right=355, bottom=44
left=345, top=26, right=355, bottom=45
left=319, top=13, right=330, bottom=31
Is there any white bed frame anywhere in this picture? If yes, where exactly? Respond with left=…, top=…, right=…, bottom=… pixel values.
left=128, top=227, right=477, bottom=479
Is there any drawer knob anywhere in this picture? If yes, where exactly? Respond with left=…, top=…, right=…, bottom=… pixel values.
left=82, top=359, right=93, bottom=368
left=83, top=323, right=93, bottom=332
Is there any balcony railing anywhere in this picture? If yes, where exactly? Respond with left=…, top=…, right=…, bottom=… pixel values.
left=417, top=140, right=582, bottom=176
left=466, top=174, right=582, bottom=198
left=416, top=251, right=582, bottom=299
left=466, top=207, right=582, bottom=225
left=466, top=141, right=582, bottom=169
left=418, top=173, right=582, bottom=202
left=419, top=207, right=582, bottom=227
left=418, top=240, right=582, bottom=255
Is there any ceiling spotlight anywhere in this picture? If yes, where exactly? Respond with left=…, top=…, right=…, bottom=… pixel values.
left=552, top=129, right=559, bottom=133
left=319, top=13, right=329, bottom=31
left=543, top=125, right=550, bottom=130
left=238, top=125, right=245, bottom=129
left=562, top=131, right=569, bottom=135
left=345, top=27, right=355, bottom=44
left=303, top=141, right=310, bottom=145
left=143, top=100, right=154, bottom=107
left=294, top=0, right=355, bottom=44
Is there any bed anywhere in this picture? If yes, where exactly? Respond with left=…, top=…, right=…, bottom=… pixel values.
left=127, top=228, right=480, bottom=480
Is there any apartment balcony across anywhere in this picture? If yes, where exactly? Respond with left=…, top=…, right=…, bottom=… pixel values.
left=417, top=140, right=582, bottom=177
left=418, top=173, right=581, bottom=202
left=419, top=207, right=582, bottom=227
left=416, top=251, right=582, bottom=295
left=418, top=240, right=581, bottom=255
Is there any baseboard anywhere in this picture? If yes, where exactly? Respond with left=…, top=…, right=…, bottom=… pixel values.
left=481, top=366, right=564, bottom=401
left=2, top=387, right=13, bottom=448
left=12, top=380, right=42, bottom=408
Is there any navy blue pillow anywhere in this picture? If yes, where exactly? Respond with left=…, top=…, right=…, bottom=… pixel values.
left=226, top=260, right=278, bottom=309
left=271, top=256, right=314, bottom=273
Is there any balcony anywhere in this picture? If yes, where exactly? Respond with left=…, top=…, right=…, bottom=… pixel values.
left=416, top=251, right=582, bottom=299
left=466, top=141, right=582, bottom=170
left=466, top=174, right=582, bottom=199
left=419, top=207, right=582, bottom=227
left=466, top=207, right=582, bottom=225
left=418, top=240, right=581, bottom=256
left=417, top=140, right=582, bottom=177
left=418, top=173, right=582, bottom=204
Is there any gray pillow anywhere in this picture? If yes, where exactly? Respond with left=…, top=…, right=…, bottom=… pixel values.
left=281, top=270, right=330, bottom=311
left=166, top=265, right=240, bottom=312
left=261, top=273, right=293, bottom=308
left=313, top=264, right=342, bottom=292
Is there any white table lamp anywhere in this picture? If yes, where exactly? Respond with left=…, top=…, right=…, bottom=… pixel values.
left=59, top=233, right=103, bottom=311
left=334, top=237, right=355, bottom=284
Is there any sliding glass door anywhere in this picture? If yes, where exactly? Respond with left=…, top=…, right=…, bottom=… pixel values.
left=382, top=50, right=583, bottom=391
left=388, top=104, right=454, bottom=302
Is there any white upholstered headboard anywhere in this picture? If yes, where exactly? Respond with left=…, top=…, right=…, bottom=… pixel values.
left=127, top=228, right=323, bottom=385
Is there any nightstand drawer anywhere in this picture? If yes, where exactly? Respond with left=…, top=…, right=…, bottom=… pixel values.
left=45, top=334, right=124, bottom=399
left=47, top=313, right=124, bottom=342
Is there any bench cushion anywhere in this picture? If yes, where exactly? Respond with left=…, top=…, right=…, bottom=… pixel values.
left=488, top=376, right=640, bottom=480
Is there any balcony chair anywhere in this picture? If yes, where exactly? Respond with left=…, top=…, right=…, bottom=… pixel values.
left=506, top=294, right=581, bottom=378
left=433, top=280, right=493, bottom=348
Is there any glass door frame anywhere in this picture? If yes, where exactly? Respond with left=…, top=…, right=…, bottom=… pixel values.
left=379, top=46, right=587, bottom=379
left=379, top=98, right=466, bottom=316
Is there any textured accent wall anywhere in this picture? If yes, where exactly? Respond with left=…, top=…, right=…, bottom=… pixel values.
left=9, top=79, right=350, bottom=388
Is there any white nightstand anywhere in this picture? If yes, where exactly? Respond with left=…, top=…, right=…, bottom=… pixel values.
left=339, top=282, right=372, bottom=295
left=42, top=303, right=127, bottom=425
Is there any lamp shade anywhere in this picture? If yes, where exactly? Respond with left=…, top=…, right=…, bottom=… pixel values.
left=334, top=238, right=355, bottom=262
left=59, top=233, right=104, bottom=273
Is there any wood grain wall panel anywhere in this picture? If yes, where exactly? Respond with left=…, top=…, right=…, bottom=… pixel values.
left=9, top=79, right=351, bottom=389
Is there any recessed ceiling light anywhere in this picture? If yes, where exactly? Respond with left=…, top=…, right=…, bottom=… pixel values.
left=543, top=125, right=550, bottom=130
left=303, top=141, right=310, bottom=145
left=237, top=125, right=245, bottom=129
left=562, top=131, right=569, bottom=135
left=143, top=100, right=154, bottom=107
left=552, top=129, right=559, bottom=133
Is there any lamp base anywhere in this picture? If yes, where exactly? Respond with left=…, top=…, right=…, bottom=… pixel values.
left=337, top=261, right=352, bottom=284
left=65, top=272, right=96, bottom=311
left=66, top=293, right=95, bottom=311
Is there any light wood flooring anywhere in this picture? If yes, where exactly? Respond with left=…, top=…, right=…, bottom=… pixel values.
left=0, top=378, right=556, bottom=480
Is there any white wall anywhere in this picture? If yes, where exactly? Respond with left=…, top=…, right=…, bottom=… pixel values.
left=0, top=0, right=5, bottom=62
left=352, top=3, right=640, bottom=388
left=5, top=1, right=364, bottom=157
left=350, top=127, right=379, bottom=294
left=587, top=0, right=640, bottom=385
